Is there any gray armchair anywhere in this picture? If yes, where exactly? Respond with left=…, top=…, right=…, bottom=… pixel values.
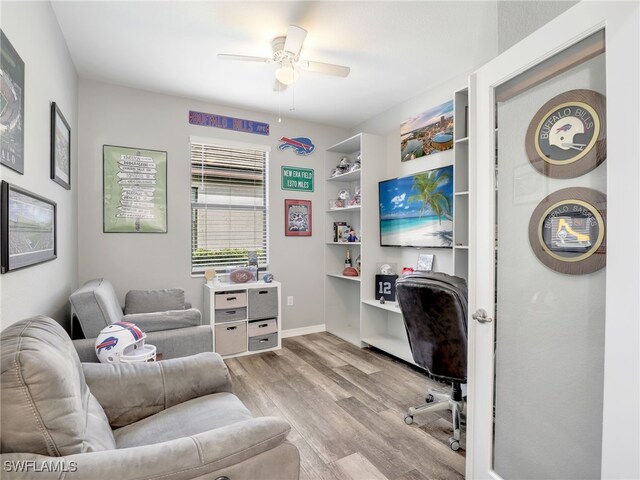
left=70, top=278, right=212, bottom=361
left=0, top=316, right=300, bottom=479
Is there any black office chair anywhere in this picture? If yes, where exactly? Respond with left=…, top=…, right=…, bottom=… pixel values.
left=395, top=271, right=468, bottom=451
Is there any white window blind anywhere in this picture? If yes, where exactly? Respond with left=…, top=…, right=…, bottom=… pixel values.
left=191, top=141, right=268, bottom=274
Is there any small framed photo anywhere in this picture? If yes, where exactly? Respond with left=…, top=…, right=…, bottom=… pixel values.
left=1, top=181, right=57, bottom=273
left=285, top=199, right=312, bottom=236
left=416, top=253, right=434, bottom=272
left=50, top=102, right=71, bottom=189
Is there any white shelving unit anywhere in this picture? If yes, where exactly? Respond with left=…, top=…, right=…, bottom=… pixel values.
left=453, top=87, right=470, bottom=281
left=203, top=281, right=281, bottom=358
left=324, top=133, right=385, bottom=347
left=323, top=88, right=470, bottom=364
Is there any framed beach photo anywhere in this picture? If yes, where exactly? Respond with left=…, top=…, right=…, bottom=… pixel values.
left=51, top=102, right=71, bottom=189
left=378, top=165, right=454, bottom=248
left=1, top=181, right=57, bottom=273
left=285, top=199, right=312, bottom=236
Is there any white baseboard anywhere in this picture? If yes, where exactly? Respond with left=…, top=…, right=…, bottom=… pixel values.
left=281, top=324, right=326, bottom=338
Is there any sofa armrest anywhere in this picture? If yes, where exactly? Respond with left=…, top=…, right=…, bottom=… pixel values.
left=82, top=352, right=232, bottom=427
left=73, top=325, right=213, bottom=363
left=122, top=308, right=202, bottom=332
left=0, top=417, right=297, bottom=480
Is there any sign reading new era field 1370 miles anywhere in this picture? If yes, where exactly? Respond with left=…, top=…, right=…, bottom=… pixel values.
left=281, top=166, right=314, bottom=192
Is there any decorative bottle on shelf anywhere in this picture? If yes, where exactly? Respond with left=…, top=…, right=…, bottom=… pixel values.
left=344, top=248, right=352, bottom=268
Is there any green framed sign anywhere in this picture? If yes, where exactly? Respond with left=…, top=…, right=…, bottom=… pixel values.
left=281, top=166, right=314, bottom=192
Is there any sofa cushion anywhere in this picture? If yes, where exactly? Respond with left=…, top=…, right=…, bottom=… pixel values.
left=70, top=278, right=124, bottom=338
left=113, top=392, right=252, bottom=449
left=124, top=288, right=186, bottom=315
left=0, top=316, right=116, bottom=456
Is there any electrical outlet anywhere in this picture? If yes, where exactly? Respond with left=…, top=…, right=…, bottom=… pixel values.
left=287, top=296, right=294, bottom=306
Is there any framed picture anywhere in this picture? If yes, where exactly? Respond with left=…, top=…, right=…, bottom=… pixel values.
left=1, top=181, right=57, bottom=273
left=375, top=274, right=398, bottom=302
left=285, top=199, right=311, bottom=236
left=525, top=89, right=606, bottom=179
left=0, top=30, right=25, bottom=174
left=401, top=99, right=454, bottom=162
left=103, top=145, right=167, bottom=233
left=51, top=102, right=71, bottom=189
left=416, top=253, right=434, bottom=272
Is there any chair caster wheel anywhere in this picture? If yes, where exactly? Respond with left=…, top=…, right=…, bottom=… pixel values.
left=404, top=415, right=414, bottom=425
left=425, top=394, right=434, bottom=403
left=448, top=438, right=460, bottom=451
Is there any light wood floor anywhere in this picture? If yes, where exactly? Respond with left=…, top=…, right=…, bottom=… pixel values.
left=225, top=332, right=466, bottom=480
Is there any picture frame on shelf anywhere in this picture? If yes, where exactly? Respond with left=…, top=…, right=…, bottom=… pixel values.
left=103, top=145, right=167, bottom=233
left=416, top=253, right=434, bottom=272
left=285, top=199, right=312, bottom=236
left=50, top=102, right=71, bottom=189
left=1, top=181, right=57, bottom=273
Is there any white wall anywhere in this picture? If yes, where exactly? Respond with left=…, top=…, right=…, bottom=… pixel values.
left=77, top=79, right=348, bottom=331
left=0, top=1, right=78, bottom=330
left=497, top=0, right=579, bottom=53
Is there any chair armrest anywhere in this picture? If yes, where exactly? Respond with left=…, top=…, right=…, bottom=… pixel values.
left=82, top=352, right=232, bottom=427
left=122, top=308, right=202, bottom=332
left=0, top=417, right=296, bottom=479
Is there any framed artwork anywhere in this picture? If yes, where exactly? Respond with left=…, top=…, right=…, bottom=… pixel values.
left=401, top=100, right=454, bottom=162
left=1, top=181, right=57, bottom=273
left=0, top=30, right=25, bottom=174
left=375, top=274, right=398, bottom=302
left=528, top=187, right=606, bottom=275
left=525, top=89, right=606, bottom=179
left=51, top=102, right=71, bottom=189
left=379, top=165, right=454, bottom=248
left=103, top=145, right=167, bottom=233
left=416, top=253, right=434, bottom=272
left=285, top=199, right=311, bottom=236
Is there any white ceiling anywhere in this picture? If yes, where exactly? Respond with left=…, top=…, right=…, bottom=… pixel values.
left=51, top=1, right=499, bottom=128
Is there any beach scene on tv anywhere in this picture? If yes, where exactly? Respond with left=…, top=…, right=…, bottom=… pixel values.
left=379, top=165, right=453, bottom=247
left=400, top=100, right=454, bottom=162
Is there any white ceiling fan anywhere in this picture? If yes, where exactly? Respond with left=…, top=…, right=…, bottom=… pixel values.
left=217, top=25, right=351, bottom=90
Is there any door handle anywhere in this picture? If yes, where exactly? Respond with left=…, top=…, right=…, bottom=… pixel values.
left=472, top=308, right=493, bottom=323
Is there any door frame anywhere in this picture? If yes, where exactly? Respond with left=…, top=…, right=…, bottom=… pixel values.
left=466, top=2, right=639, bottom=478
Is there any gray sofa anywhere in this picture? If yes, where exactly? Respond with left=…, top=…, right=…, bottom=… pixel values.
left=70, top=278, right=213, bottom=361
left=0, top=316, right=300, bottom=479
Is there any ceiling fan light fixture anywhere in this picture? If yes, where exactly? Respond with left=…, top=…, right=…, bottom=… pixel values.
left=275, top=59, right=299, bottom=85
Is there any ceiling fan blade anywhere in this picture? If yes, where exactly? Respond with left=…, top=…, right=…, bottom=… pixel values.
left=273, top=79, right=289, bottom=92
left=302, top=60, right=350, bottom=78
left=217, top=54, right=270, bottom=63
left=284, top=25, right=307, bottom=55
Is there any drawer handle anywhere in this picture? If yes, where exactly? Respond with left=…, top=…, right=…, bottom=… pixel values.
left=259, top=339, right=269, bottom=343
left=227, top=326, right=237, bottom=331
left=258, top=290, right=268, bottom=294
left=226, top=310, right=236, bottom=314
left=259, top=324, right=268, bottom=328
left=226, top=296, right=237, bottom=301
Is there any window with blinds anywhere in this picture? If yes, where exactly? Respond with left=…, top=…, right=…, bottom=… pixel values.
left=191, top=141, right=268, bottom=274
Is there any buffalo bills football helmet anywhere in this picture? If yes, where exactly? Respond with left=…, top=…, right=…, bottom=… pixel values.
left=95, top=321, right=156, bottom=363
left=549, top=116, right=585, bottom=151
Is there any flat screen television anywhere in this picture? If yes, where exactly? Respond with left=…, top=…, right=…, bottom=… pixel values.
left=378, top=165, right=454, bottom=248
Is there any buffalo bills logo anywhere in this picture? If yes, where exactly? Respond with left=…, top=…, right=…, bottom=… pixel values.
left=96, top=336, right=118, bottom=353
left=278, top=136, right=315, bottom=156
left=556, top=124, right=573, bottom=133
left=113, top=321, right=143, bottom=340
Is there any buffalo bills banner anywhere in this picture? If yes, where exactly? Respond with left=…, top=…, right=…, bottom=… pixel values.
left=188, top=110, right=269, bottom=136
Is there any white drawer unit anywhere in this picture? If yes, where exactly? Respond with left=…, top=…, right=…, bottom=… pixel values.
left=204, top=281, right=282, bottom=358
